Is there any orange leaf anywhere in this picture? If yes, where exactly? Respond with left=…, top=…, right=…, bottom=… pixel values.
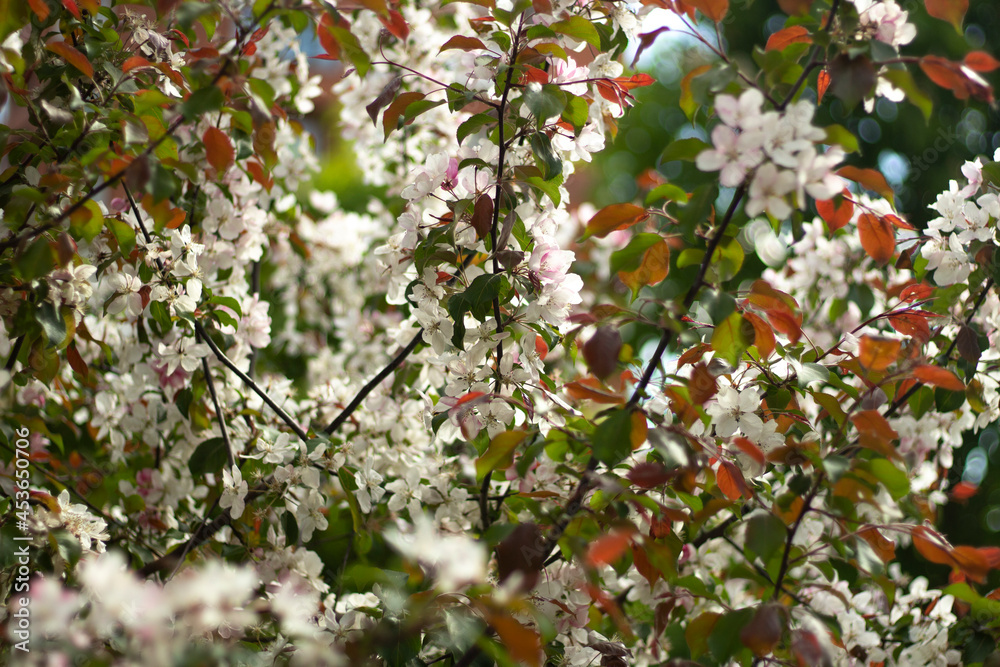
left=766, top=25, right=812, bottom=51
left=858, top=335, right=900, bottom=371
left=950, top=481, right=978, bottom=501
left=28, top=0, right=50, bottom=20
left=618, top=238, right=669, bottom=294
left=912, top=364, right=965, bottom=391
left=733, top=436, right=765, bottom=467
left=688, top=361, right=718, bottom=405
left=920, top=55, right=994, bottom=103
left=202, top=127, right=235, bottom=174
left=489, top=613, right=543, bottom=667
left=857, top=212, right=895, bottom=265
left=685, top=0, right=729, bottom=22
left=583, top=203, right=649, bottom=239
left=851, top=410, right=899, bottom=457
left=883, top=213, right=915, bottom=230
left=564, top=378, right=625, bottom=404
left=744, top=312, right=775, bottom=358
left=837, top=166, right=894, bottom=201
left=886, top=312, right=931, bottom=343
left=378, top=9, right=409, bottom=40
left=438, top=35, right=487, bottom=52
left=817, top=69, right=831, bottom=103
left=816, top=189, right=854, bottom=232
left=587, top=529, right=634, bottom=566
left=857, top=525, right=896, bottom=563
left=46, top=41, right=95, bottom=79
left=924, top=0, right=968, bottom=32
left=717, top=460, right=751, bottom=500
left=964, top=50, right=1000, bottom=72
left=677, top=342, right=712, bottom=368
left=899, top=283, right=934, bottom=303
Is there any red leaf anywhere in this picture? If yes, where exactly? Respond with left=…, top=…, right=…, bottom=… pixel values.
left=612, top=73, right=656, bottom=90
left=964, top=50, right=1000, bottom=72
left=123, top=56, right=153, bottom=73
left=883, top=213, right=915, bottom=230
left=318, top=13, right=342, bottom=60
left=717, top=460, right=751, bottom=500
left=733, top=436, right=765, bottom=467
left=920, top=55, right=994, bottom=103
left=950, top=481, right=978, bottom=501
left=887, top=312, right=931, bottom=343
left=765, top=25, right=812, bottom=51
left=583, top=326, right=622, bottom=381
left=28, top=0, right=50, bottom=20
left=817, top=69, right=831, bottom=103
left=631, top=27, right=670, bottom=67
left=582, top=203, right=649, bottom=239
left=46, top=41, right=95, bottom=79
left=857, top=212, right=895, bottom=264
left=912, top=364, right=965, bottom=391
left=378, top=9, right=410, bottom=40
left=62, top=0, right=82, bottom=20
left=587, top=528, right=635, bottom=566
left=816, top=189, right=854, bottom=232
left=202, top=127, right=235, bottom=174
left=924, top=0, right=968, bottom=31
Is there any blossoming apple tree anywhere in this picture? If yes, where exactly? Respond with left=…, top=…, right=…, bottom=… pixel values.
left=2, top=0, right=1000, bottom=664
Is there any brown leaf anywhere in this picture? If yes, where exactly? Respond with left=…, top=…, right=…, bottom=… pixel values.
left=717, top=460, right=751, bottom=500
left=627, top=462, right=675, bottom=489
left=471, top=194, right=494, bottom=240
left=851, top=410, right=900, bottom=457
left=857, top=212, right=895, bottom=265
left=857, top=525, right=896, bottom=563
left=828, top=53, right=876, bottom=109
left=381, top=91, right=425, bottom=141
left=489, top=612, right=543, bottom=667
left=956, top=325, right=981, bottom=365
left=688, top=361, right=718, bottom=405
left=438, top=35, right=487, bottom=52
left=583, top=326, right=622, bottom=381
left=564, top=378, right=625, bottom=404
left=740, top=604, right=784, bottom=657
left=886, top=311, right=930, bottom=343
left=583, top=203, right=649, bottom=239
left=202, top=127, right=234, bottom=174
left=365, top=75, right=403, bottom=126
left=743, top=312, right=775, bottom=358
left=496, top=523, right=545, bottom=590
left=618, top=238, right=670, bottom=295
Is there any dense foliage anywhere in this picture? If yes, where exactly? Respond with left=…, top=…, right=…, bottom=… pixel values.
left=2, top=0, right=1000, bottom=665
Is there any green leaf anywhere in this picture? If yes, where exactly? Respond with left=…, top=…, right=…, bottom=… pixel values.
left=528, top=132, right=562, bottom=181
left=36, top=302, right=67, bottom=348
left=448, top=274, right=510, bottom=348
left=329, top=26, right=371, bottom=77
left=711, top=312, right=754, bottom=367
left=609, top=233, right=662, bottom=274
left=524, top=175, right=562, bottom=206
left=106, top=218, right=136, bottom=256
left=660, top=137, right=710, bottom=163
left=188, top=437, right=230, bottom=476
left=523, top=84, right=566, bottom=126
left=549, top=16, right=600, bottom=49
left=180, top=86, right=225, bottom=121
left=208, top=295, right=243, bottom=318
left=457, top=113, right=497, bottom=145
left=645, top=183, right=689, bottom=206
left=16, top=239, right=55, bottom=281
left=561, top=94, right=588, bottom=129
left=744, top=511, right=787, bottom=563
left=337, top=467, right=365, bottom=533
left=708, top=607, right=755, bottom=662
left=866, top=458, right=909, bottom=500
left=591, top=408, right=633, bottom=467
left=824, top=123, right=860, bottom=154
left=881, top=68, right=932, bottom=123
left=475, top=431, right=527, bottom=483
